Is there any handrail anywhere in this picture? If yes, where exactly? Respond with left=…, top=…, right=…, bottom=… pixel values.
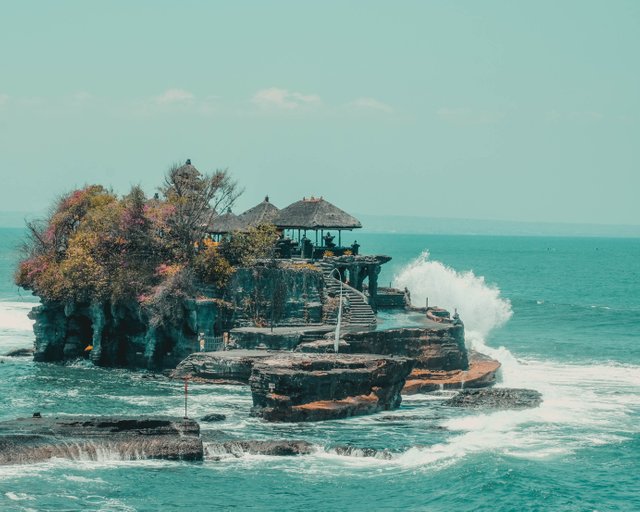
left=325, top=274, right=370, bottom=305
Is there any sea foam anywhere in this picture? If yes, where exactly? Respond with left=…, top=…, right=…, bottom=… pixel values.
left=0, top=301, right=36, bottom=332
left=389, top=251, right=640, bottom=468
left=393, top=251, right=513, bottom=339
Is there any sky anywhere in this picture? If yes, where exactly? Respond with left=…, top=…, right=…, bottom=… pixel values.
left=0, top=0, right=638, bottom=228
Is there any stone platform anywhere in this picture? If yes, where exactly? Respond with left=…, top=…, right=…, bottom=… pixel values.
left=228, top=326, right=334, bottom=351
left=170, top=349, right=274, bottom=384
left=297, top=325, right=469, bottom=371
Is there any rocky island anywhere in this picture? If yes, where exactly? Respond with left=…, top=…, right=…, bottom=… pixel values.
left=12, top=159, right=526, bottom=432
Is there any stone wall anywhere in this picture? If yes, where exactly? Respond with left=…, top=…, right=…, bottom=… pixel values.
left=227, top=265, right=325, bottom=327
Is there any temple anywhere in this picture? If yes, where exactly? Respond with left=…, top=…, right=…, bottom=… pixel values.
left=22, top=158, right=503, bottom=424
left=206, top=194, right=392, bottom=313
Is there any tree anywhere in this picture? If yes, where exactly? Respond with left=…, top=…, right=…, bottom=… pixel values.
left=160, top=161, right=242, bottom=261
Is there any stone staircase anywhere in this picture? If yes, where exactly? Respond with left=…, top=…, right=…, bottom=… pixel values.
left=316, top=260, right=377, bottom=329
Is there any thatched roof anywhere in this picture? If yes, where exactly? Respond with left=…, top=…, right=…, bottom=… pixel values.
left=239, top=196, right=279, bottom=227
left=273, top=197, right=362, bottom=230
left=174, top=158, right=201, bottom=180
left=207, top=210, right=246, bottom=234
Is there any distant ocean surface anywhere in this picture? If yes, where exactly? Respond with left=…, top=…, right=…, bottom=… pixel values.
left=1, top=228, right=639, bottom=511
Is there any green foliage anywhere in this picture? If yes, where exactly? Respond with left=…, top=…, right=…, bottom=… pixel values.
left=219, top=224, right=279, bottom=266
left=193, top=244, right=235, bottom=290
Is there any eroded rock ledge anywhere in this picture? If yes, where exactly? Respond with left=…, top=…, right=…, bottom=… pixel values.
left=296, top=325, right=468, bottom=371
left=0, top=416, right=202, bottom=465
left=402, top=351, right=500, bottom=394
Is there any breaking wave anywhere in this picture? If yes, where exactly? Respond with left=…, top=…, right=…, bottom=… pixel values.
left=0, top=301, right=36, bottom=333
left=392, top=251, right=512, bottom=343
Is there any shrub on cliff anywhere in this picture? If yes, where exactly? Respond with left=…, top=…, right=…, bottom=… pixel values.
left=141, top=265, right=196, bottom=328
left=193, top=241, right=235, bottom=289
left=16, top=185, right=120, bottom=302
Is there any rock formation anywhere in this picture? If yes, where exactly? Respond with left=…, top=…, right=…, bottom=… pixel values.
left=249, top=353, right=415, bottom=422
left=27, top=263, right=329, bottom=369
left=297, top=324, right=469, bottom=371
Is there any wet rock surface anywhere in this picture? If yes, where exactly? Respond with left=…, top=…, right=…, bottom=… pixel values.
left=170, top=350, right=274, bottom=384
left=444, top=388, right=543, bottom=410
left=0, top=416, right=203, bottom=465
left=250, top=353, right=415, bottom=422
left=330, top=444, right=394, bottom=459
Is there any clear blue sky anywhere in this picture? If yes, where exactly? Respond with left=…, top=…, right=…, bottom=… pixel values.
left=0, top=0, right=638, bottom=225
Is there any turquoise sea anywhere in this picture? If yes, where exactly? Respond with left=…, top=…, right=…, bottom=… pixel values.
left=0, top=228, right=639, bottom=511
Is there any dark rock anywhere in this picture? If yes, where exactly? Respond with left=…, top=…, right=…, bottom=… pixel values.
left=249, top=353, right=415, bottom=422
left=208, top=440, right=315, bottom=458
left=28, top=298, right=231, bottom=370
left=3, top=347, right=35, bottom=357
left=443, top=388, right=543, bottom=410
left=200, top=413, right=226, bottom=422
left=0, top=416, right=203, bottom=465
left=330, top=445, right=394, bottom=459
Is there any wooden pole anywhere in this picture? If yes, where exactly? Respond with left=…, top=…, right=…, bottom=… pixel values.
left=183, top=377, right=189, bottom=419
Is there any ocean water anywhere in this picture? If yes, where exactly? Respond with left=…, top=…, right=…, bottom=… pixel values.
left=0, top=227, right=638, bottom=511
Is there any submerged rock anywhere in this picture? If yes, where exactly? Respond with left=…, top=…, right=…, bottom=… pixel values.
left=0, top=416, right=203, bottom=465
left=330, top=444, right=394, bottom=459
left=250, top=353, right=415, bottom=422
left=3, top=347, right=35, bottom=357
left=206, top=440, right=314, bottom=458
left=200, top=413, right=227, bottom=422
left=443, top=388, right=543, bottom=410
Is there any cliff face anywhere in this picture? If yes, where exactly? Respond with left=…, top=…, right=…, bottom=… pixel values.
left=29, top=298, right=228, bottom=369
left=27, top=265, right=328, bottom=369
